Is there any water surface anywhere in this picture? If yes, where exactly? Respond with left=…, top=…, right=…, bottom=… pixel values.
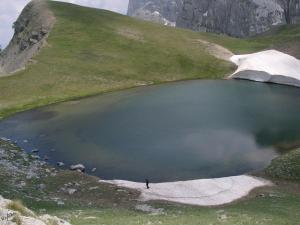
left=1, top=80, right=300, bottom=182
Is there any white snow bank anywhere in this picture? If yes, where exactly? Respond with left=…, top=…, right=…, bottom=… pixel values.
left=230, top=50, right=300, bottom=86
left=102, top=175, right=271, bottom=206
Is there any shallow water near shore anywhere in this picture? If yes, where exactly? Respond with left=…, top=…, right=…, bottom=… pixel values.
left=1, top=80, right=300, bottom=182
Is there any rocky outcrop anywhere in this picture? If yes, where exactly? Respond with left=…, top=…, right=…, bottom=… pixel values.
left=291, top=0, right=300, bottom=23
left=0, top=196, right=71, bottom=225
left=176, top=0, right=284, bottom=37
left=127, top=0, right=183, bottom=26
left=0, top=0, right=55, bottom=76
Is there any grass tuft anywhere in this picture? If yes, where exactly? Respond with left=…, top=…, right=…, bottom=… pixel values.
left=7, top=200, right=34, bottom=217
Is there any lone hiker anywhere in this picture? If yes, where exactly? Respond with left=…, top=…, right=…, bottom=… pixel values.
left=145, top=179, right=150, bottom=189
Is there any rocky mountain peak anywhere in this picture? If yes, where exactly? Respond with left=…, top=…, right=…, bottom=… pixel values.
left=127, top=0, right=300, bottom=37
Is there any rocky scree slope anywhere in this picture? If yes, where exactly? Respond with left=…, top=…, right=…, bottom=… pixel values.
left=128, top=0, right=183, bottom=26
left=0, top=0, right=55, bottom=76
left=128, top=0, right=300, bottom=37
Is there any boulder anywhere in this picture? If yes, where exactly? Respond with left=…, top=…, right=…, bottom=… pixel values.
left=57, top=162, right=65, bottom=167
left=70, top=164, right=85, bottom=172
left=29, top=38, right=38, bottom=45
left=40, top=28, right=48, bottom=36
left=31, top=149, right=39, bottom=153
left=31, top=31, right=39, bottom=39
left=67, top=188, right=77, bottom=195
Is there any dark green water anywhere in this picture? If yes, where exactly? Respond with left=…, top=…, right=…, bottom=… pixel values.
left=1, top=80, right=300, bottom=182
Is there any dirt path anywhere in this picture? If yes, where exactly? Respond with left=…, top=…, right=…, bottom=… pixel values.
left=196, top=39, right=234, bottom=62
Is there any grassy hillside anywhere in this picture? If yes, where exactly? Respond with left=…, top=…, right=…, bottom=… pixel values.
left=0, top=1, right=236, bottom=119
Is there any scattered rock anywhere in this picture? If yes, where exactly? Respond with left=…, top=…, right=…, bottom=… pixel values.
left=57, top=200, right=65, bottom=205
left=91, top=167, right=97, bottom=172
left=218, top=214, right=228, bottom=221
left=258, top=193, right=266, bottom=198
left=29, top=38, right=38, bottom=45
left=70, top=164, right=85, bottom=172
left=16, top=181, right=27, bottom=189
left=0, top=137, right=10, bottom=141
left=67, top=188, right=77, bottom=195
left=20, top=41, right=29, bottom=51
left=57, top=162, right=65, bottom=167
left=31, top=154, right=40, bottom=160
left=40, top=28, right=48, bottom=36
left=135, top=204, right=165, bottom=215
left=31, top=31, right=39, bottom=39
left=37, top=183, right=46, bottom=190
left=32, top=149, right=39, bottom=153
left=88, top=186, right=99, bottom=191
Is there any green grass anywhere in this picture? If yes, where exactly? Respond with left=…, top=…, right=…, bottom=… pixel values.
left=7, top=200, right=34, bottom=217
left=1, top=1, right=299, bottom=119
left=265, top=149, right=300, bottom=180
left=38, top=187, right=300, bottom=225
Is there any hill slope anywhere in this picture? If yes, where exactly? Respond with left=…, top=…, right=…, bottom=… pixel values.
left=0, top=0, right=234, bottom=118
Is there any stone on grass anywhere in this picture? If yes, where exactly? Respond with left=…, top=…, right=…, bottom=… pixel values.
left=70, top=164, right=85, bottom=172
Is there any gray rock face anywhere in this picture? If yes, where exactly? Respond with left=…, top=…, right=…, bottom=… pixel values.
left=128, top=0, right=183, bottom=25
left=291, top=0, right=300, bottom=23
left=0, top=0, right=55, bottom=76
left=176, top=0, right=284, bottom=37
left=128, top=0, right=300, bottom=37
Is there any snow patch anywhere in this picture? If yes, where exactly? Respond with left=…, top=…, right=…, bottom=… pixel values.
left=230, top=50, right=300, bottom=86
left=102, top=175, right=271, bottom=206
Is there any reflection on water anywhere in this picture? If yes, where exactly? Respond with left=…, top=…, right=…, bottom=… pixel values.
left=1, top=80, right=300, bottom=182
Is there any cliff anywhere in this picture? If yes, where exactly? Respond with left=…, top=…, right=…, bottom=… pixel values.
left=128, top=0, right=300, bottom=37
left=0, top=0, right=55, bottom=76
left=176, top=0, right=284, bottom=37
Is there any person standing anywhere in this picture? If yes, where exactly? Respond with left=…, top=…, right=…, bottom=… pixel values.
left=145, top=179, right=150, bottom=189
